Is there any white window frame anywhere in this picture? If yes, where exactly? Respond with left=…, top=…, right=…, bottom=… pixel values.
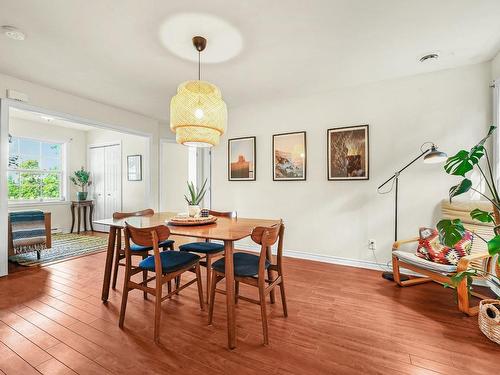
left=7, top=135, right=68, bottom=206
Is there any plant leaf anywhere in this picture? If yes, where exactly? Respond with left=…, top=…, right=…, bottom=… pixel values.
left=470, top=208, right=495, bottom=223
left=444, top=147, right=484, bottom=177
left=449, top=178, right=472, bottom=201
left=477, top=125, right=496, bottom=147
left=487, top=235, right=500, bottom=257
left=436, top=219, right=466, bottom=247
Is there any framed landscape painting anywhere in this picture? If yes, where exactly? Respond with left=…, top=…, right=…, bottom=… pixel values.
left=327, top=125, right=369, bottom=180
left=273, top=131, right=306, bottom=181
left=228, top=136, right=256, bottom=181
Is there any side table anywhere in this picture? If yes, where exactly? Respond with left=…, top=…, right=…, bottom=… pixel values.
left=70, top=200, right=94, bottom=234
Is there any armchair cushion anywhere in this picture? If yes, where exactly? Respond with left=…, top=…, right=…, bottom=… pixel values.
left=416, top=227, right=472, bottom=266
left=393, top=250, right=458, bottom=274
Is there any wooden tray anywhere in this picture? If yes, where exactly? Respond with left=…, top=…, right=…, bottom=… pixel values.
left=167, top=215, right=217, bottom=226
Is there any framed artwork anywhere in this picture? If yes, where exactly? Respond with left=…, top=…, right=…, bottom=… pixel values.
left=272, top=131, right=307, bottom=181
left=327, top=125, right=369, bottom=180
left=228, top=136, right=256, bottom=181
left=127, top=154, right=142, bottom=181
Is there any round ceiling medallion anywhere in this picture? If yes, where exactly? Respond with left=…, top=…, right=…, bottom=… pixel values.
left=159, top=13, right=243, bottom=63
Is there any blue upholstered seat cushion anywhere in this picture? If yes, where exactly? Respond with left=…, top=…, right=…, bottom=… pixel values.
left=130, top=239, right=174, bottom=252
left=179, top=241, right=224, bottom=254
left=212, top=252, right=270, bottom=277
left=139, top=251, right=200, bottom=273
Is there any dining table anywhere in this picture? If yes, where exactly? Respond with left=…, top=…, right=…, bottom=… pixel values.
left=94, top=211, right=281, bottom=349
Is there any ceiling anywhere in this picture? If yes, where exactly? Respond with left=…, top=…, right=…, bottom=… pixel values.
left=1, top=0, right=500, bottom=121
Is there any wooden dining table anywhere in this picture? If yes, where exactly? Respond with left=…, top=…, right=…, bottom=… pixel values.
left=94, top=211, right=281, bottom=349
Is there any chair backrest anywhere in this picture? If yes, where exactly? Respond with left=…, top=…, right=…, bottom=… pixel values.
left=208, top=210, right=237, bottom=219
left=251, top=221, right=284, bottom=276
left=124, top=223, right=170, bottom=248
left=440, top=199, right=493, bottom=270
left=113, top=209, right=154, bottom=220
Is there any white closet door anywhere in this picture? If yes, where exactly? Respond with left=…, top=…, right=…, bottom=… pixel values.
left=104, top=144, right=122, bottom=219
left=89, top=147, right=106, bottom=232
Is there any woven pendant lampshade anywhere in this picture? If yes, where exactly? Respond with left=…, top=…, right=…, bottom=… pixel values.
left=170, top=36, right=227, bottom=147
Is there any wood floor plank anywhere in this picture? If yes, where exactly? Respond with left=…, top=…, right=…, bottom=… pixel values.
left=36, top=358, right=77, bottom=375
left=0, top=341, right=40, bottom=375
left=46, top=343, right=111, bottom=375
left=0, top=321, right=52, bottom=367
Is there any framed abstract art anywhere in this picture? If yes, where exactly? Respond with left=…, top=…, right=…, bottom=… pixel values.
left=327, top=125, right=369, bottom=180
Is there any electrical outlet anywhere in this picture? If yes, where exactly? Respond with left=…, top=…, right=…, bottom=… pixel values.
left=368, top=239, right=376, bottom=251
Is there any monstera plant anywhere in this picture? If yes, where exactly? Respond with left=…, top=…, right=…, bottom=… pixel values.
left=438, top=126, right=500, bottom=291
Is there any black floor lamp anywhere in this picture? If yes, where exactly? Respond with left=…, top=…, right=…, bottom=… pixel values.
left=377, top=142, right=447, bottom=281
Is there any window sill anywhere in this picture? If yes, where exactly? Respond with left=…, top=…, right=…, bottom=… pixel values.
left=8, top=201, right=70, bottom=208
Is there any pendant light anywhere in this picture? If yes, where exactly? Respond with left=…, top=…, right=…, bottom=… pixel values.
left=170, top=36, right=227, bottom=147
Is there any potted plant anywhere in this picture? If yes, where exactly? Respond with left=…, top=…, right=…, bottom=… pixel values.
left=184, top=179, right=208, bottom=217
left=70, top=167, right=92, bottom=201
left=437, top=125, right=500, bottom=291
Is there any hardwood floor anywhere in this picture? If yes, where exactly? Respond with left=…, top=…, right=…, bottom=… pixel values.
left=1, top=243, right=499, bottom=374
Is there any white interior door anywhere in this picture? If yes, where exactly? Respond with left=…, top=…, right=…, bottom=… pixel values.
left=88, top=144, right=121, bottom=232
left=104, top=144, right=122, bottom=218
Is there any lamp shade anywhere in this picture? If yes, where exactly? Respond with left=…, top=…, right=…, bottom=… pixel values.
left=170, top=80, right=227, bottom=147
left=423, top=146, right=447, bottom=164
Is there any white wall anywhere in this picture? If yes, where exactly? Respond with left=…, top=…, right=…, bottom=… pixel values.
left=8, top=117, right=87, bottom=232
left=212, top=62, right=492, bottom=265
left=86, top=128, right=150, bottom=212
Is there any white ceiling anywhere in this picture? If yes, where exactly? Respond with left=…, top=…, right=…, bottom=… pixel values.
left=1, top=0, right=500, bottom=121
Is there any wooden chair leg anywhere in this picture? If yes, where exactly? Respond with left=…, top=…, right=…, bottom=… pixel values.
left=118, top=265, right=131, bottom=328
left=195, top=264, right=205, bottom=311
left=154, top=282, right=162, bottom=344
left=259, top=284, right=269, bottom=345
left=167, top=281, right=172, bottom=295
left=279, top=277, right=288, bottom=317
left=175, top=275, right=181, bottom=295
left=235, top=281, right=239, bottom=304
left=457, top=277, right=471, bottom=315
left=208, top=274, right=218, bottom=325
left=111, top=250, right=121, bottom=290
left=392, top=255, right=402, bottom=285
left=142, top=255, right=148, bottom=300
left=206, top=255, right=212, bottom=304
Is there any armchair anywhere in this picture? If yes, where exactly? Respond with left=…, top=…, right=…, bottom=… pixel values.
left=391, top=200, right=496, bottom=316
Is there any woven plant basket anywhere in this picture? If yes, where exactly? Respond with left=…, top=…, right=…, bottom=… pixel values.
left=479, top=299, right=500, bottom=345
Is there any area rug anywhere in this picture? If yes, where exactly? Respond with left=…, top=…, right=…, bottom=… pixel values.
left=9, top=233, right=108, bottom=266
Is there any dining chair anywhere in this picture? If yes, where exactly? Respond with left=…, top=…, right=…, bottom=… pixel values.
left=119, top=223, right=204, bottom=343
left=111, top=209, right=175, bottom=292
left=178, top=210, right=237, bottom=302
left=208, top=221, right=287, bottom=345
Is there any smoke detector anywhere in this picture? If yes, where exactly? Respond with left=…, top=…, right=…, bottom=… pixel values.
left=419, top=52, right=439, bottom=63
left=2, top=26, right=26, bottom=41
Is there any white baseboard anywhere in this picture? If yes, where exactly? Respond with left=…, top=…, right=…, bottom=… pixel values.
left=228, top=241, right=390, bottom=272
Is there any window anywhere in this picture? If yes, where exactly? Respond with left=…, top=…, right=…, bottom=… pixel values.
left=8, top=136, right=66, bottom=203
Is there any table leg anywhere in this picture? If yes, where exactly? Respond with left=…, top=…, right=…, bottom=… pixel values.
left=101, top=226, right=117, bottom=302
left=83, top=206, right=88, bottom=232
left=224, top=240, right=236, bottom=349
left=70, top=204, right=75, bottom=233
left=77, top=207, right=81, bottom=234
left=89, top=204, right=94, bottom=232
